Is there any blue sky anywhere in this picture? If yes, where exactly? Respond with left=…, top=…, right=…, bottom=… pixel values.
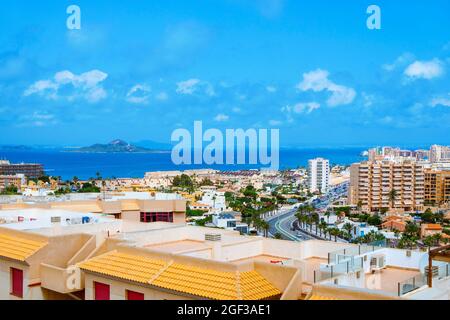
left=0, top=0, right=449, bottom=147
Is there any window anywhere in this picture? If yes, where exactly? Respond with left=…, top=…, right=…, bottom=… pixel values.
left=140, top=212, right=173, bottom=223
left=10, top=268, right=23, bottom=298
left=126, top=290, right=144, bottom=300
left=94, top=282, right=110, bottom=300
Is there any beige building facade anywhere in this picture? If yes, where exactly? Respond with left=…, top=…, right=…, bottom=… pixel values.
left=348, top=160, right=425, bottom=213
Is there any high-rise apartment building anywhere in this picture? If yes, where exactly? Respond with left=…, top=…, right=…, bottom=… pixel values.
left=0, top=160, right=44, bottom=179
left=348, top=159, right=424, bottom=213
left=424, top=169, right=450, bottom=206
left=429, top=145, right=450, bottom=163
left=308, top=158, right=330, bottom=193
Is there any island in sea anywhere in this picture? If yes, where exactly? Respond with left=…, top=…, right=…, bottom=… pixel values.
left=68, top=139, right=170, bottom=154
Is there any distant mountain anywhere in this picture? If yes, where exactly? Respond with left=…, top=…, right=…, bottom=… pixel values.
left=0, top=145, right=33, bottom=151
left=132, top=139, right=172, bottom=151
left=70, top=139, right=165, bottom=153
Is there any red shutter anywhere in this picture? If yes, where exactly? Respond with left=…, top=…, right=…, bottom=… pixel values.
left=94, top=282, right=110, bottom=300
left=11, top=268, right=23, bottom=298
left=127, top=290, right=144, bottom=300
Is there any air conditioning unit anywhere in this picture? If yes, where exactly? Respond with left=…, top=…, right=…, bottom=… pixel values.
left=205, top=233, right=221, bottom=241
left=51, top=216, right=61, bottom=223
left=370, top=254, right=386, bottom=273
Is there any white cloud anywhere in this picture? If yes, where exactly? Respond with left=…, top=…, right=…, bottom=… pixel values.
left=232, top=107, right=241, bottom=113
left=404, top=59, right=444, bottom=80
left=381, top=116, right=393, bottom=124
left=24, top=69, right=108, bottom=103
left=156, top=92, right=169, bottom=101
left=176, top=79, right=201, bottom=95
left=24, top=80, right=58, bottom=98
left=205, top=83, right=216, bottom=97
left=382, top=53, right=415, bottom=72
left=269, top=119, right=282, bottom=126
left=266, top=86, right=277, bottom=93
left=296, top=69, right=356, bottom=107
left=362, top=92, right=375, bottom=107
left=86, top=87, right=107, bottom=103
left=282, top=102, right=320, bottom=116
left=214, top=113, right=229, bottom=122
left=430, top=94, right=450, bottom=107
left=176, top=78, right=215, bottom=96
left=293, top=102, right=320, bottom=114
left=126, top=84, right=151, bottom=104
left=18, top=112, right=58, bottom=127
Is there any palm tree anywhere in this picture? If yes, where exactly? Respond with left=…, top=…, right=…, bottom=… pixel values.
left=300, top=214, right=308, bottom=229
left=389, top=189, right=397, bottom=210
left=357, top=200, right=363, bottom=214
left=423, top=235, right=435, bottom=249
left=325, top=211, right=331, bottom=224
left=262, top=221, right=270, bottom=237
left=295, top=211, right=304, bottom=228
left=343, top=223, right=353, bottom=240
left=310, top=212, right=320, bottom=235
left=319, top=221, right=327, bottom=238
left=432, top=233, right=443, bottom=246
left=330, top=228, right=340, bottom=242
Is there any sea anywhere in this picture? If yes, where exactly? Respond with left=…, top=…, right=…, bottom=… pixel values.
left=0, top=148, right=368, bottom=180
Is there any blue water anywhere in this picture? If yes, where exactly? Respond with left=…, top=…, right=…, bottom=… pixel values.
left=0, top=148, right=367, bottom=180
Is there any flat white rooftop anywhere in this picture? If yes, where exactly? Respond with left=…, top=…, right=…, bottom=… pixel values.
left=0, top=208, right=114, bottom=231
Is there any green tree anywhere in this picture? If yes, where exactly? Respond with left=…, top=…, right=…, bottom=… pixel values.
left=421, top=208, right=435, bottom=223
left=367, top=214, right=382, bottom=226
left=0, top=185, right=19, bottom=195
left=343, top=223, right=354, bottom=239
left=274, top=233, right=283, bottom=240
left=389, top=189, right=397, bottom=210
left=318, top=221, right=327, bottom=238
left=329, top=228, right=341, bottom=242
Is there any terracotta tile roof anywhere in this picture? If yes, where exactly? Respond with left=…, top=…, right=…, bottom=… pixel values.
left=79, top=251, right=281, bottom=300
left=79, top=251, right=166, bottom=283
left=423, top=224, right=443, bottom=231
left=0, top=233, right=48, bottom=262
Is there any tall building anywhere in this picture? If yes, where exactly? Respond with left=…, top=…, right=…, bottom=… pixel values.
left=0, top=160, right=44, bottom=179
left=308, top=158, right=330, bottom=193
left=429, top=145, right=450, bottom=163
left=0, top=174, right=26, bottom=191
left=348, top=159, right=424, bottom=213
left=424, top=169, right=450, bottom=206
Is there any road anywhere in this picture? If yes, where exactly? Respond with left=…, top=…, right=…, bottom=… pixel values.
left=266, top=182, right=349, bottom=242
left=267, top=208, right=314, bottom=241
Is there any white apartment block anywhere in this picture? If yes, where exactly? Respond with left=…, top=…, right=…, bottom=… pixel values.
left=201, top=190, right=226, bottom=212
left=308, top=158, right=330, bottom=193
left=348, top=159, right=425, bottom=213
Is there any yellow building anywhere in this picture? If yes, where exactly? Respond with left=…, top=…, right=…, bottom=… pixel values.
left=424, top=169, right=450, bottom=207
left=349, top=160, right=425, bottom=213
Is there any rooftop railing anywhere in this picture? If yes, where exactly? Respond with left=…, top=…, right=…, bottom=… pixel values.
left=314, top=256, right=364, bottom=283
left=397, top=263, right=450, bottom=296
left=328, top=241, right=385, bottom=264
